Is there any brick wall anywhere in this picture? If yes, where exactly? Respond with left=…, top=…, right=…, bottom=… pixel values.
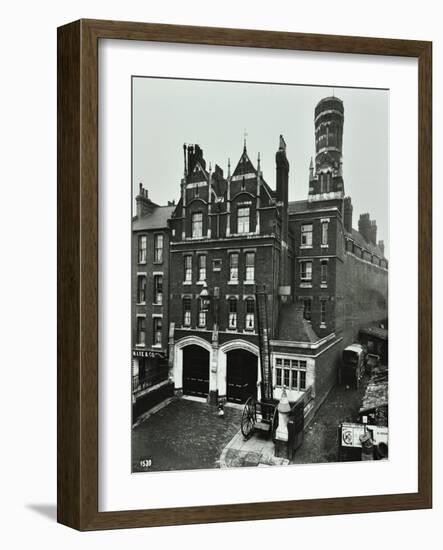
left=169, top=237, right=281, bottom=336
left=336, top=251, right=388, bottom=344
left=132, top=228, right=170, bottom=350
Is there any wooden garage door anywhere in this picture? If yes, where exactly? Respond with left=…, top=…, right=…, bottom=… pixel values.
left=226, top=349, right=257, bottom=404
left=182, top=345, right=210, bottom=398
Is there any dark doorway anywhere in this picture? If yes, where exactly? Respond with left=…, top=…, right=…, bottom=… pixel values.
left=226, top=349, right=258, bottom=404
left=182, top=345, right=210, bottom=398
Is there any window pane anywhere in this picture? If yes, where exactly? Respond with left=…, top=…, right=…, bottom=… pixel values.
left=303, top=300, right=312, bottom=320
left=138, top=276, right=146, bottom=303
left=184, top=256, right=192, bottom=281
left=153, top=318, right=162, bottom=345
left=245, top=299, right=255, bottom=330
left=299, top=371, right=307, bottom=390
left=301, top=224, right=313, bottom=246
left=183, top=299, right=191, bottom=326
left=321, top=301, right=326, bottom=323
left=198, top=255, right=206, bottom=281
left=230, top=253, right=239, bottom=281
left=137, top=317, right=146, bottom=344
left=321, top=223, right=328, bottom=245
left=283, top=369, right=290, bottom=387
left=237, top=207, right=250, bottom=234
left=192, top=212, right=203, bottom=237
left=198, top=311, right=206, bottom=327
left=301, top=261, right=312, bottom=280
left=154, top=234, right=163, bottom=262
left=245, top=252, right=255, bottom=281
left=246, top=313, right=254, bottom=330
left=321, top=261, right=328, bottom=283
left=291, top=371, right=298, bottom=389
left=138, top=235, right=147, bottom=263
left=154, top=275, right=163, bottom=305
left=276, top=368, right=282, bottom=386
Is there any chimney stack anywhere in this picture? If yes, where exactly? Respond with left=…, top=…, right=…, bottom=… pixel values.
left=358, top=213, right=371, bottom=244
left=275, top=135, right=289, bottom=228
left=378, top=240, right=385, bottom=256
left=369, top=220, right=378, bottom=245
left=343, top=196, right=353, bottom=233
left=136, top=183, right=157, bottom=218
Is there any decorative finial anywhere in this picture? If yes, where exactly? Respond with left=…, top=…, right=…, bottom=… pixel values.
left=257, top=152, right=261, bottom=172
left=227, top=158, right=231, bottom=178
left=243, top=129, right=248, bottom=153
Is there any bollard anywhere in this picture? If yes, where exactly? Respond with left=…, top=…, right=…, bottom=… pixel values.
left=275, top=388, right=291, bottom=458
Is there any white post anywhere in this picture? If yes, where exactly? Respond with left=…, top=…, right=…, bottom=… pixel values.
left=208, top=347, right=219, bottom=404
left=217, top=349, right=227, bottom=400
left=173, top=346, right=183, bottom=396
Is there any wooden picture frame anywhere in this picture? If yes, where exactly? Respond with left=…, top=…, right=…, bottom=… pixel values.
left=57, top=19, right=432, bottom=530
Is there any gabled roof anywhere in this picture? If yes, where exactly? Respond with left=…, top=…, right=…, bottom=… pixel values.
left=232, top=146, right=257, bottom=178
left=132, top=205, right=175, bottom=231
left=277, top=302, right=319, bottom=343
left=187, top=160, right=209, bottom=184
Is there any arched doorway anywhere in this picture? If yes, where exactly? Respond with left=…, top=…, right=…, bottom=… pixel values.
left=182, top=345, right=210, bottom=398
left=226, top=349, right=258, bottom=404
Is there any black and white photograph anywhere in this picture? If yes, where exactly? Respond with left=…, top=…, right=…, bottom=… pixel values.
left=130, top=77, right=389, bottom=473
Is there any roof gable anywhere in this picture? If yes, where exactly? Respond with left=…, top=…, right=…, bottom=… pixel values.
left=232, top=147, right=257, bottom=178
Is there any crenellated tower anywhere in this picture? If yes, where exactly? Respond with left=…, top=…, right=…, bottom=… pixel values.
left=308, top=95, right=345, bottom=201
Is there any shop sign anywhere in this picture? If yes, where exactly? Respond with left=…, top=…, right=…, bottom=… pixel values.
left=132, top=349, right=166, bottom=360
left=340, top=422, right=388, bottom=448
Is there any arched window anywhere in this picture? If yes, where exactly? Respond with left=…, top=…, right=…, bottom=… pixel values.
left=228, top=298, right=237, bottom=329
left=183, top=298, right=192, bottom=327
left=245, top=298, right=255, bottom=331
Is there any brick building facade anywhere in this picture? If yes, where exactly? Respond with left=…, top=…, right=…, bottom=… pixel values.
left=131, top=95, right=388, bottom=421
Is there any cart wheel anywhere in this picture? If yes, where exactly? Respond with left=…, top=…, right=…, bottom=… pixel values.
left=241, top=396, right=256, bottom=439
left=271, top=406, right=279, bottom=442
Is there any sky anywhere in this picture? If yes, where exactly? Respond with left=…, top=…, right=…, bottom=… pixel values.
left=133, top=77, right=389, bottom=257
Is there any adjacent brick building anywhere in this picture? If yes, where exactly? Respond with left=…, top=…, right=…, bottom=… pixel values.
left=131, top=95, right=388, bottom=421
left=131, top=186, right=175, bottom=418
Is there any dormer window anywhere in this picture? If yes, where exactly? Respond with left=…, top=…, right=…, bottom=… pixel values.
left=192, top=212, right=203, bottom=238
left=237, top=207, right=250, bottom=234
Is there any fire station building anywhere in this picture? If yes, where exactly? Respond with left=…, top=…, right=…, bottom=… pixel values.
left=131, top=95, right=388, bottom=421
